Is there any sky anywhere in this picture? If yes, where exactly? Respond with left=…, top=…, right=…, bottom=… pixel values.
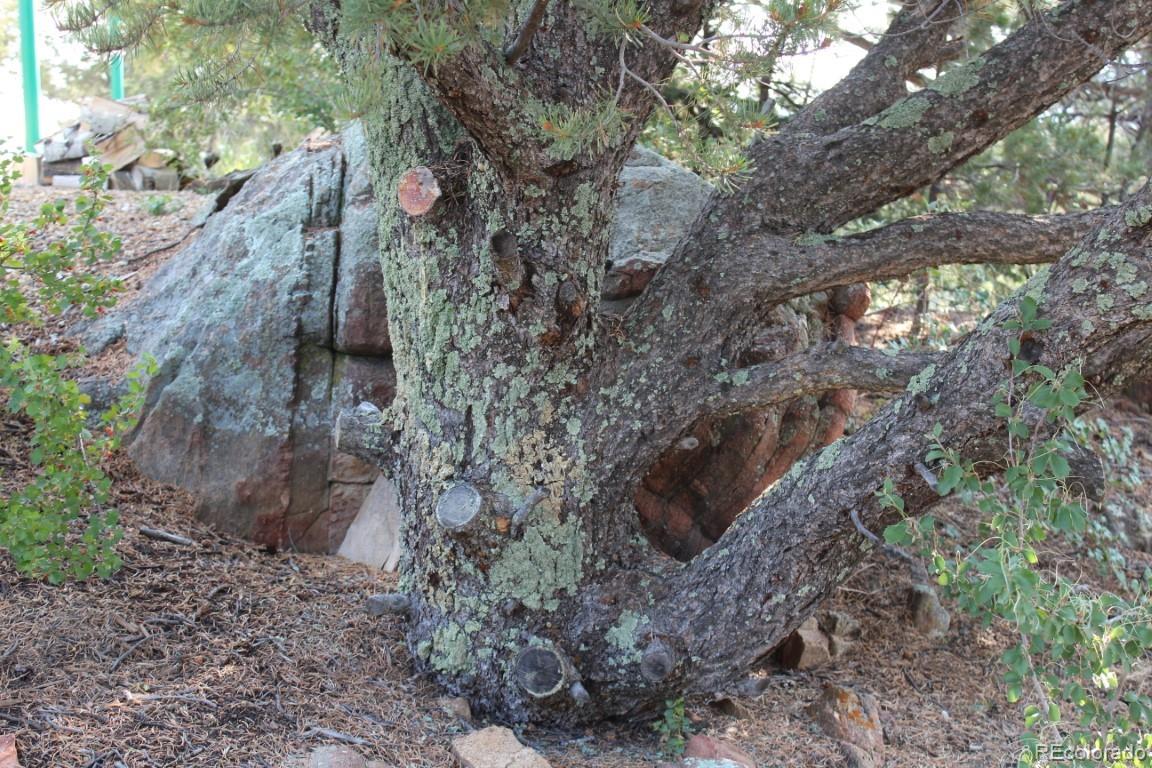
left=0, top=0, right=895, bottom=155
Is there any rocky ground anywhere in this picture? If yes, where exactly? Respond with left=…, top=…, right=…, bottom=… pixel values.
left=1, top=183, right=1151, bottom=768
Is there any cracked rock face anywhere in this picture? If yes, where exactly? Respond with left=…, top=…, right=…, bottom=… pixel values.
left=80, top=127, right=711, bottom=553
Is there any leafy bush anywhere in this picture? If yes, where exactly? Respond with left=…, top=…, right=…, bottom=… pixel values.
left=0, top=155, right=151, bottom=582
left=882, top=296, right=1152, bottom=767
left=653, top=697, right=692, bottom=757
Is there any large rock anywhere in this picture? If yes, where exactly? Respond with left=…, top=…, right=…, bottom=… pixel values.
left=337, top=475, right=402, bottom=571
left=603, top=147, right=713, bottom=302
left=79, top=126, right=387, bottom=551
left=78, top=126, right=709, bottom=553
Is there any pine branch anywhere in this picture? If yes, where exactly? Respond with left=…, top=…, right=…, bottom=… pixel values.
left=742, top=0, right=1152, bottom=233
left=787, top=0, right=966, bottom=136
left=697, top=345, right=941, bottom=419
left=726, top=208, right=1111, bottom=308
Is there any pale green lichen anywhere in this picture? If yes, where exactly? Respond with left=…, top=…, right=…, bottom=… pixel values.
left=905, top=363, right=937, bottom=396
left=928, top=58, right=984, bottom=96
left=815, top=439, right=842, bottom=471
left=430, top=622, right=472, bottom=674
left=1124, top=205, right=1152, bottom=229
left=1124, top=281, right=1148, bottom=299
left=875, top=96, right=931, bottom=129
left=794, top=232, right=840, bottom=246
left=927, top=131, right=955, bottom=155
left=1023, top=266, right=1051, bottom=303
left=487, top=514, right=584, bottom=611
left=1071, top=277, right=1090, bottom=294
left=605, top=610, right=650, bottom=664
left=1097, top=294, right=1115, bottom=312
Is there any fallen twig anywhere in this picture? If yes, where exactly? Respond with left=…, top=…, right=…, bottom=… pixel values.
left=139, top=527, right=195, bottom=547
left=302, top=726, right=369, bottom=746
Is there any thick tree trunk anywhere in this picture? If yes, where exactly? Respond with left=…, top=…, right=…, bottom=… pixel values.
left=333, top=0, right=1152, bottom=725
left=359, top=61, right=649, bottom=722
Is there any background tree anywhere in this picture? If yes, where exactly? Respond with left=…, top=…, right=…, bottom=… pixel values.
left=53, top=0, right=1152, bottom=737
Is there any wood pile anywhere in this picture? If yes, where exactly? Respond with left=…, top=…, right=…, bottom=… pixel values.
left=35, top=96, right=181, bottom=191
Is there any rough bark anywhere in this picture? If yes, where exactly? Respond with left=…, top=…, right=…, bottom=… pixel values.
left=317, top=0, right=1152, bottom=724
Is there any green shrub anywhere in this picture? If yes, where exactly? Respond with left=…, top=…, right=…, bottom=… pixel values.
left=653, top=697, right=692, bottom=757
left=882, top=296, right=1152, bottom=767
left=0, top=155, right=151, bottom=582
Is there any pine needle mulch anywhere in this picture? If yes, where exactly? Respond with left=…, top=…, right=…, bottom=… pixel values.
left=0, top=454, right=461, bottom=768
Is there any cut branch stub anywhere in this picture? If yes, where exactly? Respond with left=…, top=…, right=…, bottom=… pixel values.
left=435, top=482, right=486, bottom=532
left=640, top=638, right=676, bottom=682
left=397, top=166, right=442, bottom=217
left=366, top=593, right=411, bottom=617
left=514, top=646, right=569, bottom=698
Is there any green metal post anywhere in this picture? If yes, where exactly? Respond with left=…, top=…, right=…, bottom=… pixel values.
left=19, top=0, right=41, bottom=153
left=110, top=55, right=125, bottom=100
left=109, top=16, right=124, bottom=100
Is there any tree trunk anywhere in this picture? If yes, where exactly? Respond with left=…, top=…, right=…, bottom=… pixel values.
left=360, top=60, right=650, bottom=722
left=333, top=0, right=1152, bottom=725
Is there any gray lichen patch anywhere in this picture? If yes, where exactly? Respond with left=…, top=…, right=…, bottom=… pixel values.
left=928, top=57, right=984, bottom=96
left=605, top=610, right=651, bottom=665
left=874, top=97, right=931, bottom=130
left=487, top=514, right=585, bottom=611
left=927, top=131, right=955, bottom=155
left=430, top=622, right=473, bottom=674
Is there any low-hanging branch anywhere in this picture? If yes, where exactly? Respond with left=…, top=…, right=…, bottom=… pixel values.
left=595, top=0, right=1150, bottom=479
left=741, top=208, right=1110, bottom=307
left=732, top=0, right=1152, bottom=233
left=698, top=345, right=941, bottom=420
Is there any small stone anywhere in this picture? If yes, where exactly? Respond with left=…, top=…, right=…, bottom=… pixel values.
left=684, top=734, right=756, bottom=768
left=808, top=683, right=884, bottom=768
left=438, top=696, right=472, bottom=723
left=451, top=726, right=551, bottom=768
left=776, top=617, right=831, bottom=670
left=1, top=734, right=22, bottom=768
left=818, top=610, right=861, bottom=640
left=908, top=584, right=951, bottom=638
left=281, top=745, right=367, bottom=768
